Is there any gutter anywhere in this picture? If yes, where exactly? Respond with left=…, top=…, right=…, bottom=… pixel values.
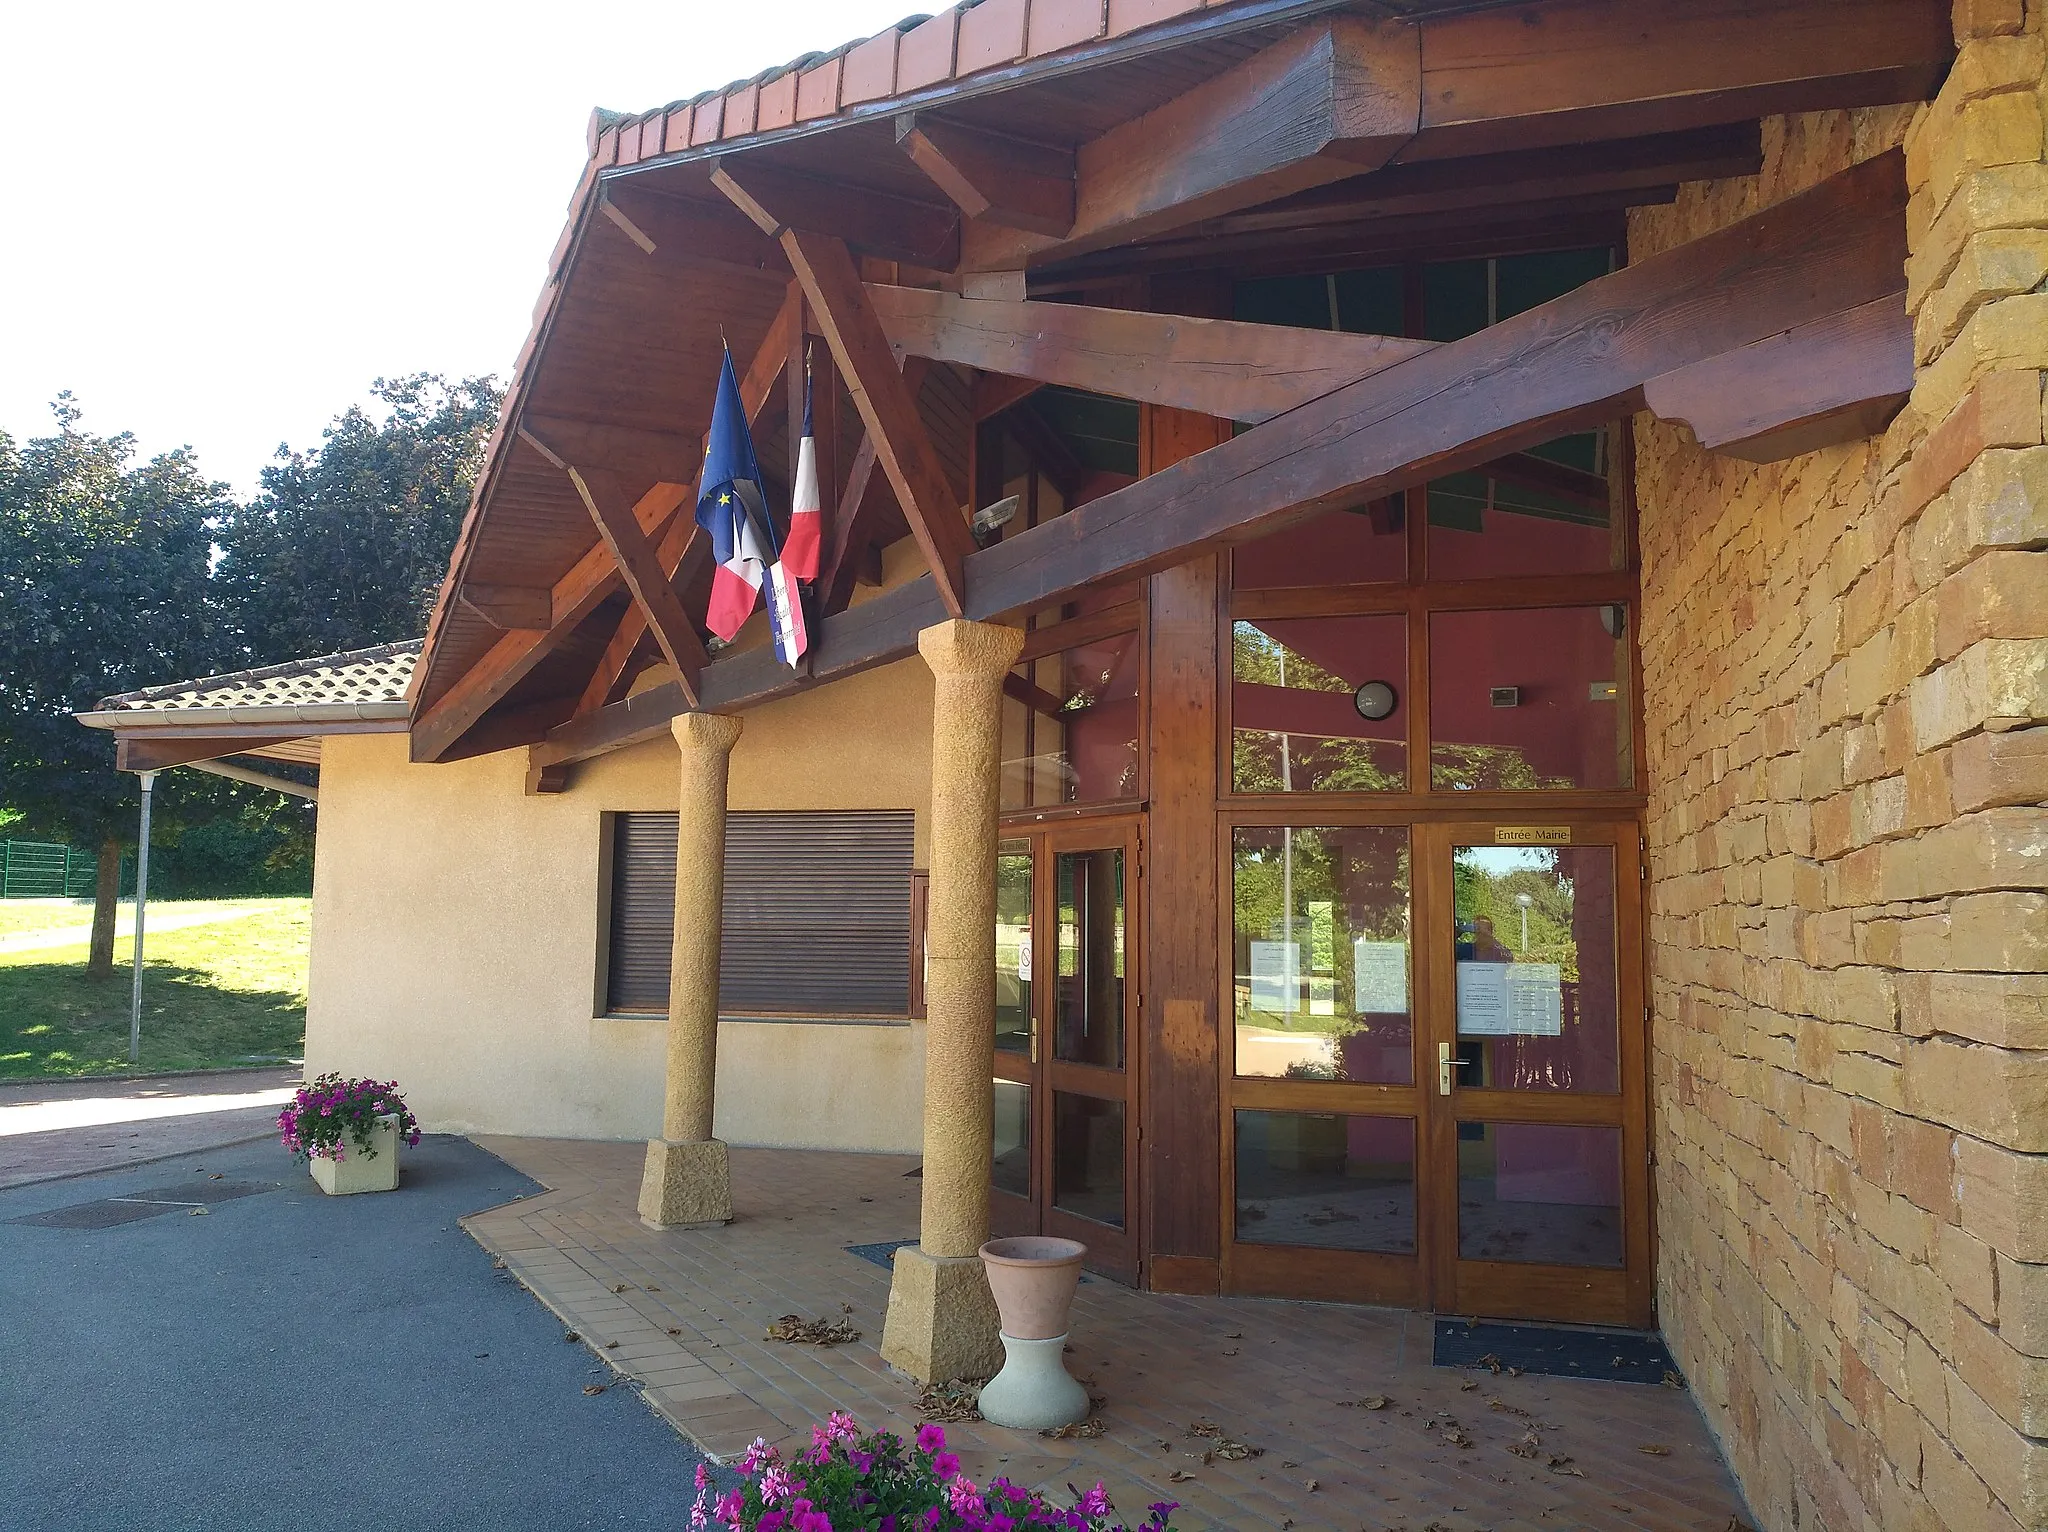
left=74, top=702, right=411, bottom=731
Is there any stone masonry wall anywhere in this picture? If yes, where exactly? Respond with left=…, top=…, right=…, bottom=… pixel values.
left=1631, top=7, right=2048, bottom=1530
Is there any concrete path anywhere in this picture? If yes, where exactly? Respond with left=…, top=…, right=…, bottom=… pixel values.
left=0, top=1067, right=302, bottom=1190
left=0, top=904, right=263, bottom=955
left=0, top=1135, right=718, bottom=1531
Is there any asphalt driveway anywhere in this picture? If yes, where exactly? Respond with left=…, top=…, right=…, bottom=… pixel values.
left=0, top=1134, right=718, bottom=1531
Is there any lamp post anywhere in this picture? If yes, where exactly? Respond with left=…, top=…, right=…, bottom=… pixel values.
left=129, top=770, right=157, bottom=1065
left=1515, top=891, right=1533, bottom=955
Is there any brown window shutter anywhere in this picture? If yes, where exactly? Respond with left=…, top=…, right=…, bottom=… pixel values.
left=607, top=809, right=914, bottom=1015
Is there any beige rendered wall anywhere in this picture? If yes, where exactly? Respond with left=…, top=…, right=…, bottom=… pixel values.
left=304, top=650, right=935, bottom=1152
left=1635, top=10, right=2048, bottom=1531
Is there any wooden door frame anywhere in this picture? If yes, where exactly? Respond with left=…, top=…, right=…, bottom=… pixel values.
left=990, top=815, right=1146, bottom=1282
left=1415, top=818, right=1653, bottom=1328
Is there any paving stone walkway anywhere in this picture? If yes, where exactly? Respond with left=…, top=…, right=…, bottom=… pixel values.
left=465, top=1137, right=1753, bottom=1532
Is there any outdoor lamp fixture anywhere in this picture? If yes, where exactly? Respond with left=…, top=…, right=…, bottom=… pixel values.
left=1353, top=680, right=1398, bottom=721
left=1599, top=603, right=1628, bottom=638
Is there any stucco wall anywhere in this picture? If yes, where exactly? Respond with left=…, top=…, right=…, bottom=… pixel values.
left=1634, top=10, right=2048, bottom=1530
left=305, top=651, right=935, bottom=1151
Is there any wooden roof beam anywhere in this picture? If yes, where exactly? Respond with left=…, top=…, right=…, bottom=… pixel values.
left=870, top=284, right=1433, bottom=424
left=518, top=415, right=702, bottom=487
left=527, top=149, right=1908, bottom=770
left=965, top=17, right=1422, bottom=273
left=571, top=281, right=803, bottom=716
left=896, top=114, right=1075, bottom=238
left=566, top=465, right=707, bottom=708
left=707, top=159, right=961, bottom=271
left=711, top=175, right=977, bottom=618
left=459, top=583, right=555, bottom=631
left=408, top=473, right=687, bottom=762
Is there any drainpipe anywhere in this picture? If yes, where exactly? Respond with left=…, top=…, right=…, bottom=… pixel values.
left=129, top=770, right=157, bottom=1066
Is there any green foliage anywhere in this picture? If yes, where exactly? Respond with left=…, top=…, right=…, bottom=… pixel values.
left=0, top=397, right=234, bottom=854
left=215, top=373, right=501, bottom=665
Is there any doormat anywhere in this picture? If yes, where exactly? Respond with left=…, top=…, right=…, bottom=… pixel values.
left=1433, top=1319, right=1681, bottom=1386
left=846, top=1239, right=919, bottom=1270
left=9, top=1181, right=275, bottom=1230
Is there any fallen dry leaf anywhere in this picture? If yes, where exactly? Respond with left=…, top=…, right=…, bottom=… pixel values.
left=765, top=1314, right=861, bottom=1346
left=1662, top=1370, right=1685, bottom=1390
left=1213, top=1439, right=1261, bottom=1461
left=1167, top=1471, right=1197, bottom=1484
left=602, top=1341, right=619, bottom=1350
left=611, top=1284, right=631, bottom=1293
left=189, top=1208, right=208, bottom=1216
left=1224, top=1331, right=1243, bottom=1339
left=1639, top=1444, right=1672, bottom=1456
left=1460, top=1380, right=1478, bottom=1392
left=1487, top=1397, right=1531, bottom=1417
left=916, top=1381, right=983, bottom=1423
left=583, top=1384, right=607, bottom=1395
left=1339, top=1394, right=1392, bottom=1410
left=1303, top=1479, right=1319, bottom=1492
left=1443, top=1429, right=1474, bottom=1449
left=1222, top=1348, right=1239, bottom=1357
left=1547, top=1455, right=1583, bottom=1476
left=563, top=1331, right=579, bottom=1343
left=1187, top=1420, right=1221, bottom=1438
left=1038, top=1418, right=1104, bottom=1440
left=1476, top=1353, right=1504, bottom=1374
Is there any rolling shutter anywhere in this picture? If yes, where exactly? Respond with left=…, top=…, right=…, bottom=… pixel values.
left=607, top=809, right=914, bottom=1016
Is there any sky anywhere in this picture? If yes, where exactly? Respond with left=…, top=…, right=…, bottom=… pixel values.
left=1, top=0, right=921, bottom=497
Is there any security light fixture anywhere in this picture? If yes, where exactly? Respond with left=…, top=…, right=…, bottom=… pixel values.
left=1490, top=686, right=1521, bottom=708
left=972, top=494, right=1022, bottom=536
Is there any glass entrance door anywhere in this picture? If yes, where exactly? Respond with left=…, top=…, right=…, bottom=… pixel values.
left=1418, top=821, right=1651, bottom=1326
left=991, top=822, right=1140, bottom=1282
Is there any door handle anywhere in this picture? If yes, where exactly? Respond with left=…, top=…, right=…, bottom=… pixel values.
left=1437, top=1041, right=1472, bottom=1096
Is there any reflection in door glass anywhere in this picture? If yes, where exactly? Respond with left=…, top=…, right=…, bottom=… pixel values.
left=1458, top=1122, right=1622, bottom=1267
left=1231, top=827, right=1413, bottom=1084
left=1428, top=607, right=1631, bottom=790
left=1451, top=844, right=1618, bottom=1094
left=996, top=842, right=1033, bottom=1055
left=1054, top=850, right=1124, bottom=1068
left=1234, top=1110, right=1415, bottom=1253
left=992, top=1080, right=1031, bottom=1200
left=1051, top=1092, right=1124, bottom=1228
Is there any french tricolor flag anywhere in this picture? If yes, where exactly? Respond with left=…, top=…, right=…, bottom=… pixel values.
left=696, top=344, right=808, bottom=666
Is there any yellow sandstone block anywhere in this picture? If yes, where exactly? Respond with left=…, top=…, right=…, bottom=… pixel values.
left=1926, top=92, right=2046, bottom=217
left=1952, top=726, right=2048, bottom=810
left=1906, top=164, right=2048, bottom=313
left=1914, top=229, right=2048, bottom=364
left=1937, top=550, right=2048, bottom=660
left=1909, top=637, right=2048, bottom=749
left=1914, top=296, right=2048, bottom=430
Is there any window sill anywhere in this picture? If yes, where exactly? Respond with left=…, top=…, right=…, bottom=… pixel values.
left=596, top=1012, right=916, bottom=1028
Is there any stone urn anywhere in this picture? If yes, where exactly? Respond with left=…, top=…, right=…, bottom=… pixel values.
left=975, top=1236, right=1089, bottom=1430
left=310, top=1114, right=402, bottom=1195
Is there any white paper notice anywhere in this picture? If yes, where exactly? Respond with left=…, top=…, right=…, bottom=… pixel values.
left=1249, top=941, right=1299, bottom=1014
left=1456, top=961, right=1512, bottom=1035
left=1506, top=963, right=1564, bottom=1036
left=1352, top=940, right=1409, bottom=1015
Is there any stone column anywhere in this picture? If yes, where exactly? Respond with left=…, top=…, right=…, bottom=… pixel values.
left=637, top=711, right=744, bottom=1229
left=881, top=618, right=1024, bottom=1383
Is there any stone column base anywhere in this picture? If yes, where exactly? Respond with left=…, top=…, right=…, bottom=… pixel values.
left=637, top=1137, right=733, bottom=1229
left=879, top=1245, right=1003, bottom=1384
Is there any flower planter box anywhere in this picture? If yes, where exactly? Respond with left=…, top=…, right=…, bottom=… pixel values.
left=309, top=1113, right=401, bottom=1195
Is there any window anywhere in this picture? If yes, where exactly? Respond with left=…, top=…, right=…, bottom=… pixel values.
left=604, top=810, right=916, bottom=1015
left=1001, top=625, right=1142, bottom=811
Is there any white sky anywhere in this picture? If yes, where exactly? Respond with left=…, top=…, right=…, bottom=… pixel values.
left=1, top=0, right=921, bottom=496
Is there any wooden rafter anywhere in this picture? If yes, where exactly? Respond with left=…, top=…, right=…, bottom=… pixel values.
left=711, top=175, right=977, bottom=617
left=571, top=281, right=803, bottom=716
left=896, top=114, right=1075, bottom=238
left=705, top=160, right=961, bottom=270
left=567, top=465, right=708, bottom=706
left=459, top=583, right=554, bottom=630
left=529, top=149, right=1909, bottom=770
left=870, top=285, right=1433, bottom=424
left=409, top=477, right=688, bottom=763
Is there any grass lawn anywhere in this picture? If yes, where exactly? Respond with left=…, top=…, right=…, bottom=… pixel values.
left=0, top=897, right=275, bottom=941
left=0, top=898, right=309, bottom=1079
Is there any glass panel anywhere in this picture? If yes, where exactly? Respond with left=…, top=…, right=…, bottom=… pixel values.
left=1427, top=431, right=1620, bottom=582
left=993, top=1080, right=1031, bottom=1199
left=1051, top=1092, right=1124, bottom=1228
left=1230, top=503, right=1406, bottom=589
left=1458, top=1122, right=1623, bottom=1268
left=1231, top=617, right=1407, bottom=793
left=1429, top=607, right=1631, bottom=791
left=1234, top=1110, right=1416, bottom=1254
left=995, top=842, right=1034, bottom=1056
left=1232, top=826, right=1413, bottom=1085
left=1001, top=630, right=1141, bottom=810
left=1053, top=849, right=1125, bottom=1068
left=1424, top=248, right=1612, bottom=341
left=1233, top=266, right=1404, bottom=339
left=1451, top=844, right=1620, bottom=1095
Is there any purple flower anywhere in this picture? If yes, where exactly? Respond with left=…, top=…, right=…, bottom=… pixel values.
left=933, top=1451, right=961, bottom=1481
left=741, top=1438, right=777, bottom=1474
left=714, top=1489, right=744, bottom=1524
left=1077, top=1485, right=1110, bottom=1519
left=695, top=1463, right=710, bottom=1492
left=760, top=1465, right=798, bottom=1505
left=915, top=1424, right=947, bottom=1456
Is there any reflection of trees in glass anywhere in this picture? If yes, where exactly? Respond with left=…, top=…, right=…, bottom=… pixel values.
left=1453, top=847, right=1579, bottom=981
left=1430, top=743, right=1570, bottom=791
left=1232, top=623, right=1348, bottom=690
left=1233, top=830, right=1411, bottom=1040
left=1234, top=730, right=1403, bottom=793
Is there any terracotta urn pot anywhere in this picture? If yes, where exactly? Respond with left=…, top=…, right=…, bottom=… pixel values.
left=976, top=1236, right=1089, bottom=1430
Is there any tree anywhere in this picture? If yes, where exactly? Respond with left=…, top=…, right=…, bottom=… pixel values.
left=0, top=398, right=236, bottom=976
left=215, top=373, right=501, bottom=663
